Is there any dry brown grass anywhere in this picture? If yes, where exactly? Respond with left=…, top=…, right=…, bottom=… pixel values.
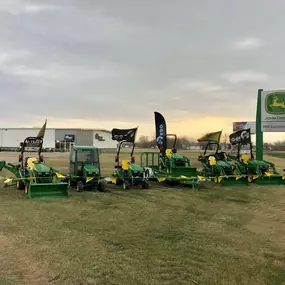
left=0, top=149, right=285, bottom=284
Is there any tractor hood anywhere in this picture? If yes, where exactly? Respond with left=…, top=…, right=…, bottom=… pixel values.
left=84, top=164, right=100, bottom=175
left=33, top=163, right=51, bottom=173
left=248, top=159, right=270, bottom=168
left=129, top=163, right=144, bottom=173
left=216, top=160, right=232, bottom=168
left=172, top=153, right=185, bottom=160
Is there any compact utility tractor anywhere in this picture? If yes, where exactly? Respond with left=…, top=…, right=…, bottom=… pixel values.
left=141, top=112, right=199, bottom=188
left=111, top=127, right=149, bottom=190
left=197, top=131, right=248, bottom=186
left=67, top=145, right=107, bottom=191
left=0, top=136, right=68, bottom=198
left=229, top=129, right=285, bottom=185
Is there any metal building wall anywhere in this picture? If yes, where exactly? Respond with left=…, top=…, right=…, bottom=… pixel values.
left=75, top=130, right=93, bottom=145
left=0, top=128, right=55, bottom=148
left=55, top=129, right=77, bottom=141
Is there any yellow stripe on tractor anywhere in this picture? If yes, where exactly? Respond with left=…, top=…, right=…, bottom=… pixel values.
left=56, top=172, right=65, bottom=179
left=86, top=177, right=94, bottom=183
left=157, top=177, right=166, bottom=182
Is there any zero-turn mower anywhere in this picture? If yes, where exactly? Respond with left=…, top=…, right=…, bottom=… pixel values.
left=111, top=127, right=150, bottom=190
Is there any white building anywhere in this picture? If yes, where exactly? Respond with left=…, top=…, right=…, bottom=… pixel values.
left=0, top=128, right=117, bottom=151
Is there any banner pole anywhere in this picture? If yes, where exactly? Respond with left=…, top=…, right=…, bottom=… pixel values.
left=256, top=88, right=263, bottom=160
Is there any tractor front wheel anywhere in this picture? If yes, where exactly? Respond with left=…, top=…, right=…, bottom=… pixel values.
left=77, top=181, right=84, bottom=192
left=142, top=180, right=149, bottom=189
left=16, top=180, right=25, bottom=190
left=97, top=181, right=107, bottom=192
left=122, top=181, right=130, bottom=190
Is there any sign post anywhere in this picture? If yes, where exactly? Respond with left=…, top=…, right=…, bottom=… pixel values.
left=256, top=89, right=263, bottom=160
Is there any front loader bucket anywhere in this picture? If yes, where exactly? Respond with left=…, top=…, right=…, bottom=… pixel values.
left=27, top=182, right=69, bottom=199
left=214, top=175, right=249, bottom=186
left=253, top=175, right=285, bottom=186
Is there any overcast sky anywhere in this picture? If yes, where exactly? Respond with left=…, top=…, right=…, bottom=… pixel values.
left=0, top=0, right=285, bottom=142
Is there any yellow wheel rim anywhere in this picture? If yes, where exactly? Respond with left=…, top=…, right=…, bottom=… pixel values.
left=16, top=181, right=19, bottom=188
left=123, top=183, right=126, bottom=189
left=25, top=185, right=28, bottom=194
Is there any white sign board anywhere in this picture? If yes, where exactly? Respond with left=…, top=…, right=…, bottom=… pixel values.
left=261, top=90, right=285, bottom=132
left=233, top=122, right=256, bottom=134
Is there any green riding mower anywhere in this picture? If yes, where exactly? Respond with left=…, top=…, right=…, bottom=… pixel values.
left=197, top=131, right=248, bottom=186
left=111, top=127, right=150, bottom=190
left=0, top=136, right=68, bottom=199
left=67, top=145, right=107, bottom=192
left=141, top=112, right=199, bottom=188
left=229, top=128, right=285, bottom=185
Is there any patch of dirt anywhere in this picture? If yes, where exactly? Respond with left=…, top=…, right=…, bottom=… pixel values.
left=0, top=234, right=55, bottom=285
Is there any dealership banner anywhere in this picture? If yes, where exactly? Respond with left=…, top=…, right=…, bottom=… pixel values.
left=229, top=128, right=251, bottom=146
left=233, top=121, right=256, bottom=134
left=261, top=90, right=285, bottom=132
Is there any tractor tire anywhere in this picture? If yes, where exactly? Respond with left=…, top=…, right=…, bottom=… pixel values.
left=16, top=180, right=25, bottom=190
left=142, top=180, right=149, bottom=189
left=97, top=181, right=107, bottom=192
left=76, top=181, right=84, bottom=192
left=122, top=180, right=130, bottom=190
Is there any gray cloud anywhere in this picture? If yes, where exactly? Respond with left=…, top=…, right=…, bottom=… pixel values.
left=0, top=0, right=284, bottom=129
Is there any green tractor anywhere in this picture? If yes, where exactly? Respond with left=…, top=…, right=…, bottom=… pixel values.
left=67, top=145, right=107, bottom=192
left=141, top=112, right=199, bottom=188
left=111, top=127, right=150, bottom=190
left=229, top=128, right=285, bottom=185
left=0, top=136, right=69, bottom=199
left=197, top=131, right=248, bottom=186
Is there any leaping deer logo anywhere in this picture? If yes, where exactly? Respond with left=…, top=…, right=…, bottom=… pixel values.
left=270, top=96, right=285, bottom=109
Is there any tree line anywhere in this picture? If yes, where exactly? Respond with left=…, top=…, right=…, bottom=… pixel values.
left=135, top=134, right=285, bottom=151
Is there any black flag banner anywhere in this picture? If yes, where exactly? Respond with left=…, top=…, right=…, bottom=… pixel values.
left=111, top=127, right=138, bottom=142
left=154, top=111, right=167, bottom=154
left=229, top=128, right=251, bottom=145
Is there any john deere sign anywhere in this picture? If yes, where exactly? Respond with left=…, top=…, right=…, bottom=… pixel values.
left=261, top=90, right=285, bottom=132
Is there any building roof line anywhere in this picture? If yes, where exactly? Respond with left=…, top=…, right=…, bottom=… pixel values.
left=0, top=128, right=111, bottom=133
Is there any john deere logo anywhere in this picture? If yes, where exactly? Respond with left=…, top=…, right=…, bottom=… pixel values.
left=265, top=92, right=285, bottom=114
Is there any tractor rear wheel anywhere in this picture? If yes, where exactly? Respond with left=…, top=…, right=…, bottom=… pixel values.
left=122, top=180, right=130, bottom=190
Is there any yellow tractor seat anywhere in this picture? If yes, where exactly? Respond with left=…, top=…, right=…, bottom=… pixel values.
left=26, top=157, right=37, bottom=169
left=122, top=159, right=130, bottom=170
left=241, top=154, right=249, bottom=164
left=208, top=156, right=216, bottom=166
left=165, top=149, right=173, bottom=157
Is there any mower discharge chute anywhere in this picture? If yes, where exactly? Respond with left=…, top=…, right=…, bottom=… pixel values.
left=141, top=112, right=199, bottom=188
left=0, top=134, right=68, bottom=199
left=197, top=131, right=248, bottom=186
left=229, top=128, right=285, bottom=185
left=67, top=145, right=107, bottom=192
left=111, top=127, right=150, bottom=190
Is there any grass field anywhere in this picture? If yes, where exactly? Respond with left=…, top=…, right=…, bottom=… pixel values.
left=1, top=150, right=285, bottom=285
